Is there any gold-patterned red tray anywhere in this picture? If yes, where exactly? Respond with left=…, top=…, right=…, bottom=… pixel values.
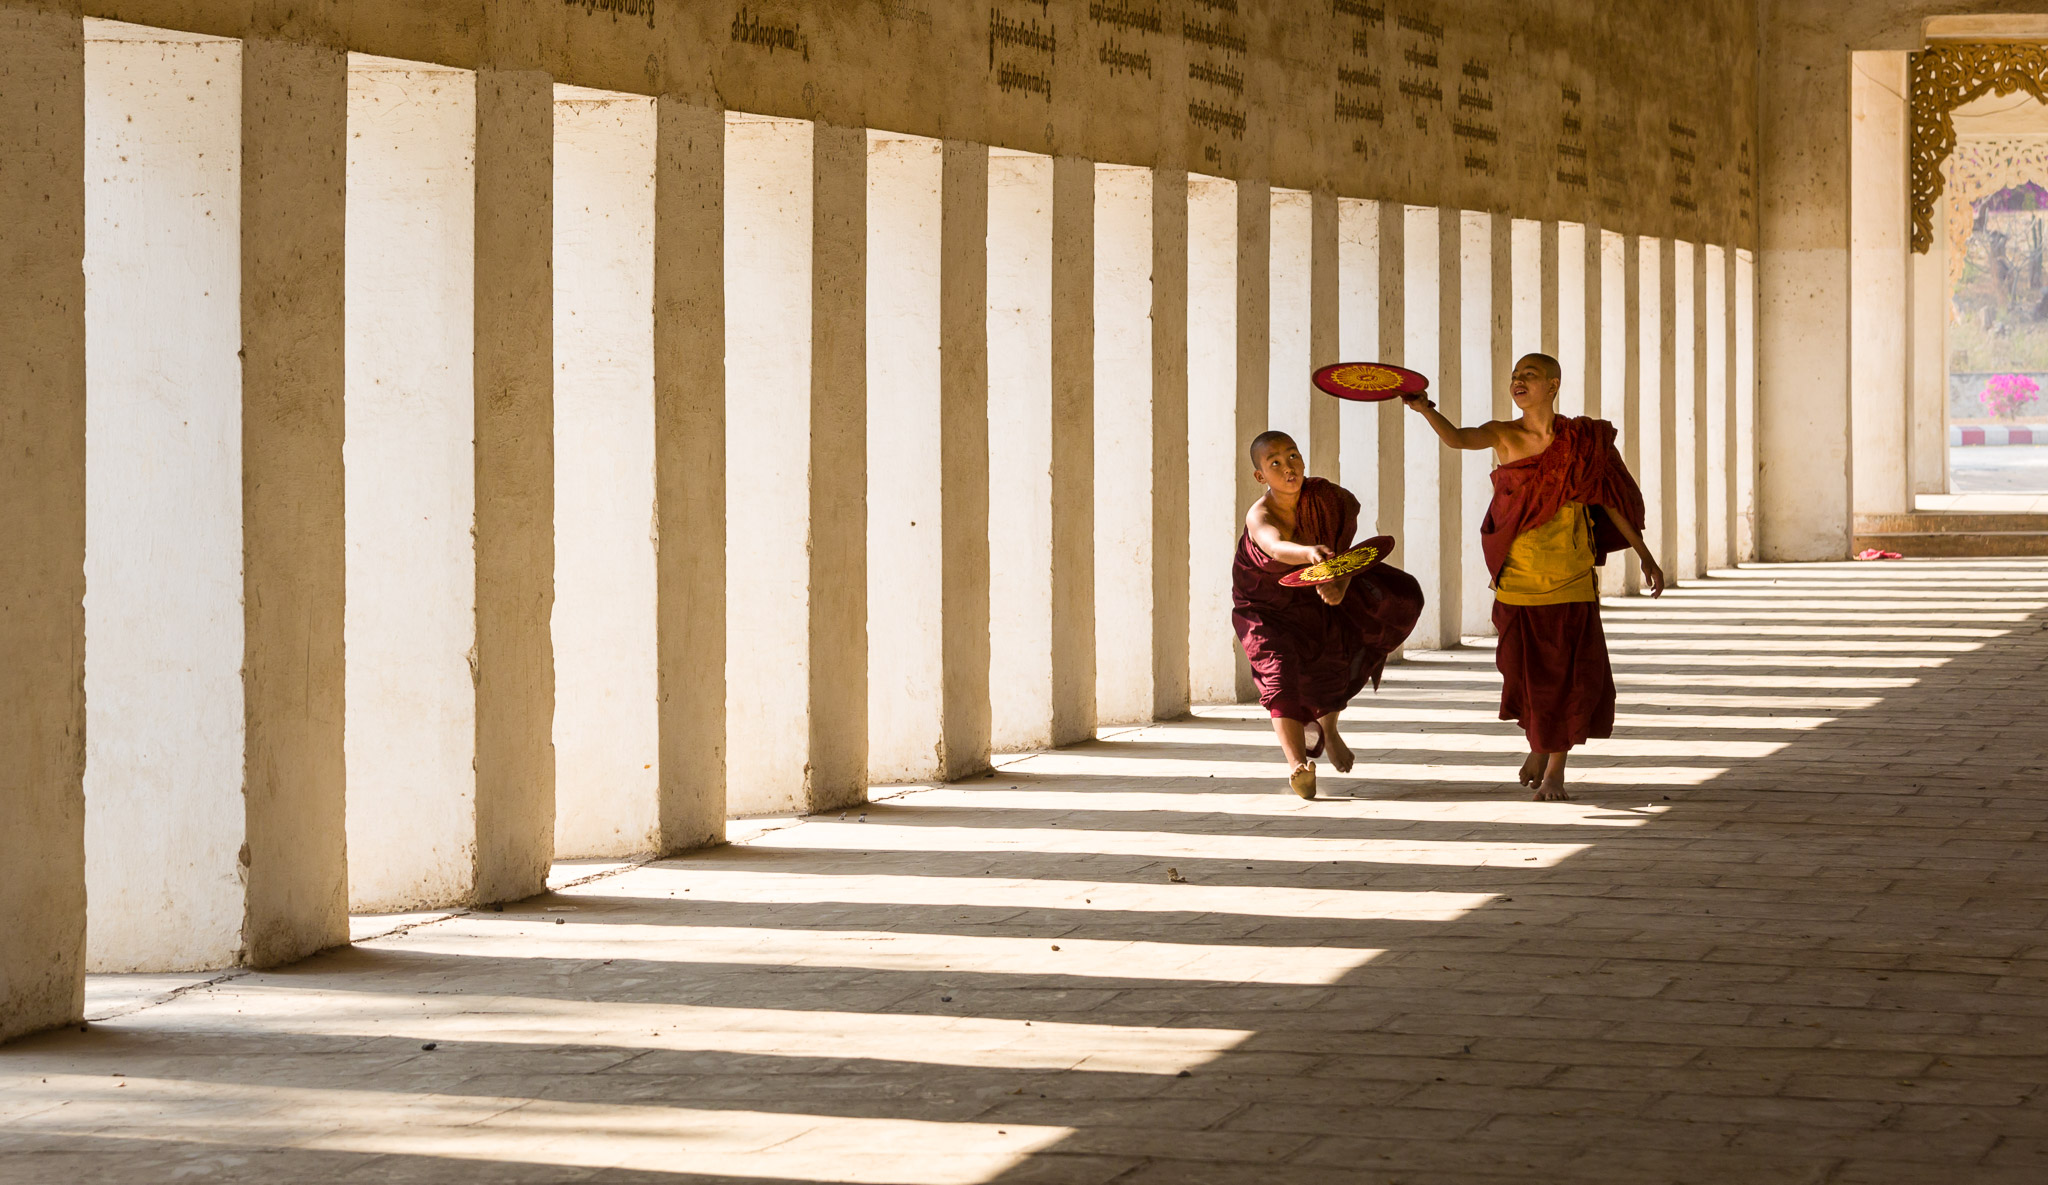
left=1279, top=535, right=1394, bottom=587
left=1312, top=361, right=1431, bottom=401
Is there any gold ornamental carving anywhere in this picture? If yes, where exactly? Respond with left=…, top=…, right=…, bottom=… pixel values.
left=1910, top=43, right=2048, bottom=253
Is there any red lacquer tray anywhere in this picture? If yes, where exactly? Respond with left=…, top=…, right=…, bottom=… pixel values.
left=1279, top=535, right=1395, bottom=587
left=1312, top=361, right=1431, bottom=401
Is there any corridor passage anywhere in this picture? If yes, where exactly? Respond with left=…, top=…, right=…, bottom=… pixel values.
left=3, top=560, right=2047, bottom=1185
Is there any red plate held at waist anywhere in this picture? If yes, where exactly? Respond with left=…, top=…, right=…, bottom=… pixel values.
left=1312, top=361, right=1430, bottom=401
left=1279, top=535, right=1395, bottom=587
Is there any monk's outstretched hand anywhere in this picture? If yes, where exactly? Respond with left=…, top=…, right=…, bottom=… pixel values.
left=1641, top=555, right=1667, bottom=598
left=1316, top=575, right=1350, bottom=606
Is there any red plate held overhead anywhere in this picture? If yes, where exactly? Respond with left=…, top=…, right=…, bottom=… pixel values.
left=1312, top=361, right=1431, bottom=402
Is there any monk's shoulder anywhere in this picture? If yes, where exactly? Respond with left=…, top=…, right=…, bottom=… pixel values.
left=1303, top=476, right=1362, bottom=511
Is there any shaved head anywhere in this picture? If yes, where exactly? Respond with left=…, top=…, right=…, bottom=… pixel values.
left=1517, top=352, right=1562, bottom=382
left=1249, top=430, right=1296, bottom=466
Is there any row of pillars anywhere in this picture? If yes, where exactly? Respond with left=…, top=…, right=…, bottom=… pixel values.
left=0, top=11, right=1757, bottom=1043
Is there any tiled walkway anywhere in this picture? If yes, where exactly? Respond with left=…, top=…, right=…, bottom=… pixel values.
left=5, top=560, right=2048, bottom=1184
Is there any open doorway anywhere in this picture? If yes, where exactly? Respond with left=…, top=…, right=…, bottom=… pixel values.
left=1930, top=91, right=2048, bottom=509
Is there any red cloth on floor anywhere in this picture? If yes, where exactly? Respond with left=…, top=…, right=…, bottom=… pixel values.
left=1492, top=599, right=1616, bottom=752
left=1481, top=417, right=1644, bottom=752
left=1231, top=477, right=1424, bottom=724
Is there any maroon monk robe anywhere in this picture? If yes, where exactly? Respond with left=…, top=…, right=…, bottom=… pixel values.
left=1232, top=477, right=1424, bottom=742
left=1480, top=416, right=1647, bottom=753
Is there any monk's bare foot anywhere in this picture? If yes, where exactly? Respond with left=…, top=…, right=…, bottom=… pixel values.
left=1531, top=776, right=1572, bottom=802
left=1327, top=732, right=1354, bottom=774
left=1517, top=753, right=1544, bottom=788
left=1288, top=762, right=1318, bottom=800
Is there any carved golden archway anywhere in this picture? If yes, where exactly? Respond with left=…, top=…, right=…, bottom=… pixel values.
left=1942, top=137, right=2048, bottom=292
left=1910, top=43, right=2048, bottom=252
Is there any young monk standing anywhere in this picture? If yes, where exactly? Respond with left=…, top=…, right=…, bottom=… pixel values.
left=1402, top=354, right=1663, bottom=801
left=1233, top=431, right=1424, bottom=799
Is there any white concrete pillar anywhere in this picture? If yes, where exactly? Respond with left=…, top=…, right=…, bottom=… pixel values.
left=1239, top=179, right=1272, bottom=504
left=1400, top=204, right=1451, bottom=650
left=1634, top=236, right=1664, bottom=589
left=83, top=26, right=244, bottom=972
left=1582, top=222, right=1605, bottom=421
left=1510, top=217, right=1542, bottom=368
left=1735, top=249, right=1759, bottom=563
left=730, top=117, right=870, bottom=806
left=1654, top=237, right=1680, bottom=582
left=810, top=125, right=868, bottom=807
left=1187, top=174, right=1237, bottom=706
left=988, top=151, right=1055, bottom=750
left=1309, top=192, right=1341, bottom=483
left=1336, top=198, right=1379, bottom=527
left=1091, top=162, right=1190, bottom=726
left=1268, top=187, right=1313, bottom=466
left=1849, top=51, right=1911, bottom=518
left=240, top=35, right=350, bottom=965
left=1375, top=201, right=1406, bottom=546
left=1151, top=168, right=1191, bottom=722
left=724, top=114, right=814, bottom=810
left=343, top=58, right=477, bottom=913
left=1760, top=170, right=1852, bottom=559
left=1557, top=222, right=1587, bottom=417
left=1540, top=220, right=1562, bottom=362
left=1236, top=181, right=1271, bottom=698
left=1598, top=229, right=1630, bottom=596
left=471, top=65, right=556, bottom=903
left=552, top=88, right=658, bottom=857
left=1672, top=239, right=1699, bottom=582
left=1049, top=156, right=1095, bottom=739
left=1690, top=244, right=1712, bottom=577
left=1094, top=163, right=1155, bottom=726
left=1704, top=243, right=1730, bottom=570
left=1910, top=200, right=1948, bottom=497
left=938, top=139, right=991, bottom=778
left=1, top=0, right=88, bottom=1041
left=1457, top=211, right=1495, bottom=641
left=1488, top=215, right=1511, bottom=428
left=652, top=98, right=725, bottom=850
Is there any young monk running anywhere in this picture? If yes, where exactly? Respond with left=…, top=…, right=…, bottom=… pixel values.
left=1233, top=431, right=1424, bottom=799
left=1402, top=354, right=1663, bottom=801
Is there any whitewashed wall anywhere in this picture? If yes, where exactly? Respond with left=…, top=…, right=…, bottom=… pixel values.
left=552, top=89, right=659, bottom=856
left=724, top=115, right=815, bottom=812
left=987, top=151, right=1055, bottom=752
left=82, top=24, right=244, bottom=971
left=343, top=57, right=478, bottom=911
left=1093, top=164, right=1155, bottom=726
left=864, top=132, right=944, bottom=783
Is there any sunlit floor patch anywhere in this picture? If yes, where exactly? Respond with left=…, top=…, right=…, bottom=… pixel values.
left=89, top=987, right=1253, bottom=1074
left=390, top=922, right=1388, bottom=985
left=26, top=559, right=2048, bottom=1185
left=752, top=820, right=1596, bottom=868
left=998, top=752, right=1730, bottom=785
left=5, top=1075, right=1071, bottom=1184
left=899, top=787, right=1683, bottom=822
left=572, top=868, right=1499, bottom=921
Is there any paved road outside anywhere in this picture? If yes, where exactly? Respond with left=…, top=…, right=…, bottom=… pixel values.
left=1950, top=444, right=2048, bottom=494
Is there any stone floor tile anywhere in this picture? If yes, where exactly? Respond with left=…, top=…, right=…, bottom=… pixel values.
left=5, top=560, right=2048, bottom=1181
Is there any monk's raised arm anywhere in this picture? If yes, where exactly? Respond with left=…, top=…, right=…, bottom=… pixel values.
left=1399, top=393, right=1500, bottom=450
left=1247, top=502, right=1331, bottom=567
